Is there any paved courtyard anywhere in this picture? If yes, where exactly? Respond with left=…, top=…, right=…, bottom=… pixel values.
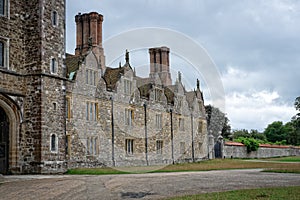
left=0, top=169, right=300, bottom=200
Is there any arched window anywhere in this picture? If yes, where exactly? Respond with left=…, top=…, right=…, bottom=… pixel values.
left=52, top=11, right=58, bottom=26
left=50, top=58, right=57, bottom=74
left=51, top=134, right=57, bottom=152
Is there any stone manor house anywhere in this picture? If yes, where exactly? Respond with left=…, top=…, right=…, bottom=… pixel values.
left=0, top=0, right=208, bottom=174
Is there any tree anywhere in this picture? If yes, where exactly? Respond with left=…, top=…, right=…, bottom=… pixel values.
left=294, top=96, right=300, bottom=113
left=205, top=105, right=231, bottom=139
left=264, top=121, right=287, bottom=143
left=250, top=129, right=267, bottom=141
left=232, top=129, right=250, bottom=139
left=288, top=96, right=300, bottom=145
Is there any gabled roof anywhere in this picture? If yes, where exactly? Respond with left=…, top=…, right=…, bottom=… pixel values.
left=164, top=87, right=175, bottom=105
left=138, top=83, right=153, bottom=99
left=103, top=67, right=125, bottom=91
left=66, top=53, right=83, bottom=79
left=186, top=91, right=196, bottom=106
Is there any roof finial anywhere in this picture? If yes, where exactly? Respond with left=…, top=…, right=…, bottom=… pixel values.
left=197, top=79, right=200, bottom=89
left=125, top=49, right=129, bottom=63
left=178, top=71, right=182, bottom=82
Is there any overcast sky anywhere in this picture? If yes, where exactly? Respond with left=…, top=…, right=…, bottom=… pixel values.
left=66, top=0, right=300, bottom=132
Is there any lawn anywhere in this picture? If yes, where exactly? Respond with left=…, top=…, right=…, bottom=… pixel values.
left=165, top=186, right=300, bottom=200
left=66, top=157, right=300, bottom=175
left=262, top=156, right=300, bottom=162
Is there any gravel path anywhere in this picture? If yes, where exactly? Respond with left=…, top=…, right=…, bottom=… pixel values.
left=0, top=169, right=300, bottom=200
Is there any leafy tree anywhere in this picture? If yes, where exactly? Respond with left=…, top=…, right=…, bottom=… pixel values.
left=205, top=105, right=231, bottom=139
left=250, top=129, right=267, bottom=141
left=264, top=121, right=287, bottom=143
left=232, top=129, right=250, bottom=139
left=294, top=96, right=300, bottom=113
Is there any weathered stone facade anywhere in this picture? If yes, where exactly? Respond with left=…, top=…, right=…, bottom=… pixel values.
left=65, top=12, right=208, bottom=168
left=0, top=0, right=66, bottom=174
left=0, top=2, right=208, bottom=174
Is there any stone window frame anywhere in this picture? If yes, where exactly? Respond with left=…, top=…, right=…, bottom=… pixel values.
left=156, top=140, right=163, bottom=154
left=0, top=0, right=9, bottom=18
left=86, top=136, right=98, bottom=155
left=85, top=68, right=96, bottom=86
left=124, top=108, right=134, bottom=126
left=53, top=102, right=57, bottom=111
left=86, top=101, right=98, bottom=121
left=198, top=142, right=203, bottom=151
left=125, top=139, right=134, bottom=155
left=179, top=117, right=185, bottom=131
left=180, top=142, right=185, bottom=154
left=51, top=10, right=58, bottom=27
left=154, top=88, right=162, bottom=101
left=123, top=78, right=132, bottom=95
left=0, top=36, right=9, bottom=69
left=50, top=134, right=58, bottom=153
left=50, top=57, right=58, bottom=74
left=155, top=113, right=162, bottom=130
left=198, top=120, right=203, bottom=134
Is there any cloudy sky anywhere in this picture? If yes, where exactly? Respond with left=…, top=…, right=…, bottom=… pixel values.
left=66, top=0, right=300, bottom=131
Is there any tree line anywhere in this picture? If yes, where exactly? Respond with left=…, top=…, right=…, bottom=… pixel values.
left=205, top=96, right=300, bottom=146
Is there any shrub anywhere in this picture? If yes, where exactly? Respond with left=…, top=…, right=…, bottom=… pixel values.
left=235, top=137, right=259, bottom=153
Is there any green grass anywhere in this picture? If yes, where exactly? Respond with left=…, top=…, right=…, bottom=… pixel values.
left=66, top=157, right=300, bottom=175
left=66, top=168, right=130, bottom=175
left=166, top=186, right=300, bottom=200
left=262, top=156, right=300, bottom=162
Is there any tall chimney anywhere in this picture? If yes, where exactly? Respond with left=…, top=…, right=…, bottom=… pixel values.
left=149, top=46, right=172, bottom=86
left=75, top=12, right=104, bottom=55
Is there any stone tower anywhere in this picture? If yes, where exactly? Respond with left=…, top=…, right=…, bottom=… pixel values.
left=0, top=0, right=66, bottom=174
left=75, top=12, right=106, bottom=71
left=149, top=46, right=172, bottom=86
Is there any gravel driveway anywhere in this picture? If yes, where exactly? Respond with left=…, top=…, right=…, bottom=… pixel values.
left=1, top=169, right=300, bottom=200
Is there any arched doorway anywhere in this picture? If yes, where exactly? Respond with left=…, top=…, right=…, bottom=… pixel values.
left=0, top=106, right=9, bottom=174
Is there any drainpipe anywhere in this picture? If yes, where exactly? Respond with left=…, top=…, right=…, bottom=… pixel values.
left=144, top=103, right=148, bottom=166
left=170, top=109, right=174, bottom=164
left=191, top=114, right=195, bottom=162
left=110, top=96, right=115, bottom=167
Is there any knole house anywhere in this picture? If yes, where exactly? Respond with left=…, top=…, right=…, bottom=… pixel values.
left=0, top=0, right=208, bottom=174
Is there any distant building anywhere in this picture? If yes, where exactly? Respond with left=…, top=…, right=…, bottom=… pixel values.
left=0, top=0, right=208, bottom=174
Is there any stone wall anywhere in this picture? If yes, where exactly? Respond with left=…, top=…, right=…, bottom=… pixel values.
left=0, top=0, right=67, bottom=174
left=223, top=142, right=300, bottom=159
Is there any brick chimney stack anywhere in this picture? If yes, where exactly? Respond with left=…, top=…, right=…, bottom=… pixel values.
left=149, top=46, right=172, bottom=86
left=75, top=12, right=105, bottom=70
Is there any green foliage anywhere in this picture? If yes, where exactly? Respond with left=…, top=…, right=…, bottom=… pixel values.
left=205, top=105, right=231, bottom=139
left=235, top=137, right=259, bottom=153
left=264, top=121, right=287, bottom=143
left=232, top=129, right=250, bottom=139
